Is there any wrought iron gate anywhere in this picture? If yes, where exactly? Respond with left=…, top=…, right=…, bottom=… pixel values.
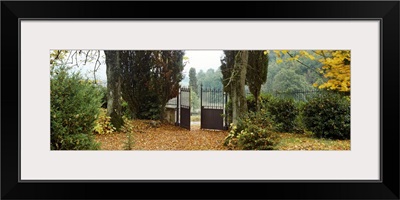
left=179, top=87, right=191, bottom=130
left=200, top=85, right=227, bottom=130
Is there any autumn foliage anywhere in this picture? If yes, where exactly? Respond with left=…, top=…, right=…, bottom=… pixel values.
left=273, top=50, right=351, bottom=94
left=315, top=50, right=351, bottom=92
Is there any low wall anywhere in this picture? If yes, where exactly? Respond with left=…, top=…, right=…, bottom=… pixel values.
left=164, top=107, right=176, bottom=125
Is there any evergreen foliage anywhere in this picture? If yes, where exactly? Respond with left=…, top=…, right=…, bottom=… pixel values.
left=50, top=66, right=102, bottom=150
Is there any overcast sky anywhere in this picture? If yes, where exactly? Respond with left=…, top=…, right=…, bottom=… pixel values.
left=70, top=50, right=224, bottom=83
left=183, top=50, right=224, bottom=74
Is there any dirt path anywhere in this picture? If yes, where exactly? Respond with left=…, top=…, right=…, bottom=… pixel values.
left=95, top=120, right=229, bottom=150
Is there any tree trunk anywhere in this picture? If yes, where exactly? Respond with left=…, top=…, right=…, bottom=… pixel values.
left=238, top=51, right=248, bottom=115
left=255, top=90, right=260, bottom=112
left=231, top=80, right=238, bottom=125
left=231, top=51, right=249, bottom=124
left=104, top=50, right=124, bottom=130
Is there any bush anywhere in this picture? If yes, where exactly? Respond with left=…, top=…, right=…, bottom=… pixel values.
left=98, top=84, right=108, bottom=108
left=93, top=108, right=116, bottom=134
left=302, top=92, right=350, bottom=139
left=246, top=93, right=273, bottom=112
left=292, top=101, right=307, bottom=134
left=224, top=110, right=278, bottom=150
left=121, top=119, right=136, bottom=150
left=51, top=66, right=102, bottom=150
left=121, top=99, right=133, bottom=119
left=267, top=97, right=298, bottom=133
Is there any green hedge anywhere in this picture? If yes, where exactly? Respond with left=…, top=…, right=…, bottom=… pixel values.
left=246, top=93, right=273, bottom=112
left=302, top=92, right=350, bottom=139
left=51, top=66, right=102, bottom=150
left=267, top=98, right=299, bottom=133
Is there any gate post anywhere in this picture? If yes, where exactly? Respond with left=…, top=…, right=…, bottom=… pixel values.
left=175, top=90, right=179, bottom=126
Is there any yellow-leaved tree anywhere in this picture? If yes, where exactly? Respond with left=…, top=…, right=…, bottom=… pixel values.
left=273, top=50, right=351, bottom=93
left=314, top=50, right=350, bottom=92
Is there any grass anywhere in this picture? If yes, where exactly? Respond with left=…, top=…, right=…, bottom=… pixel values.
left=273, top=132, right=350, bottom=150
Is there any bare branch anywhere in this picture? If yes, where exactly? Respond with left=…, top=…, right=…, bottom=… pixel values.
left=84, top=51, right=90, bottom=65
left=93, top=50, right=101, bottom=84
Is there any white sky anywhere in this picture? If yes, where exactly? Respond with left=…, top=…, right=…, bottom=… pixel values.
left=183, top=50, right=224, bottom=74
left=72, top=50, right=224, bottom=83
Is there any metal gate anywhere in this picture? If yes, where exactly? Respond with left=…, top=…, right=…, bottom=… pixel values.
left=179, top=87, right=191, bottom=130
left=200, top=85, right=227, bottom=130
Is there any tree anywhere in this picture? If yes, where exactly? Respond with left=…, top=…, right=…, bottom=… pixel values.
left=272, top=68, right=313, bottom=92
left=314, top=50, right=351, bottom=93
left=118, top=50, right=185, bottom=120
left=104, top=51, right=124, bottom=130
left=119, top=51, right=153, bottom=119
left=150, top=51, right=185, bottom=119
left=189, top=67, right=198, bottom=94
left=190, top=89, right=200, bottom=112
left=246, top=50, right=269, bottom=110
left=220, top=51, right=237, bottom=94
left=221, top=50, right=249, bottom=124
left=273, top=50, right=350, bottom=94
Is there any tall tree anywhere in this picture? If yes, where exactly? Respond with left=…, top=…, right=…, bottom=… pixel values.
left=119, top=51, right=153, bottom=119
left=220, top=50, right=237, bottom=94
left=246, top=50, right=269, bottom=110
left=272, top=68, right=313, bottom=92
left=151, top=50, right=185, bottom=118
left=189, top=67, right=198, bottom=94
left=104, top=51, right=124, bottom=130
left=314, top=50, right=351, bottom=93
left=221, top=50, right=249, bottom=124
left=274, top=50, right=350, bottom=94
left=118, top=50, right=184, bottom=120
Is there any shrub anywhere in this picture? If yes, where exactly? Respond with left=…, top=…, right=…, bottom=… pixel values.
left=93, top=108, right=116, bottom=134
left=302, top=92, right=350, bottom=139
left=267, top=97, right=298, bottom=133
left=98, top=84, right=108, bottom=108
left=121, top=99, right=133, bottom=119
left=56, top=133, right=100, bottom=150
left=246, top=93, right=273, bottom=112
left=51, top=66, right=102, bottom=150
left=292, top=101, right=307, bottom=134
left=121, top=120, right=135, bottom=150
left=224, top=110, right=278, bottom=150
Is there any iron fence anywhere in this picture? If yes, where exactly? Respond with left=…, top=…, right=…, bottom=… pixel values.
left=273, top=89, right=321, bottom=101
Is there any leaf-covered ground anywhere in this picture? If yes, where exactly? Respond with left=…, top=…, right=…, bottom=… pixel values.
left=95, top=120, right=229, bottom=150
left=94, top=120, right=350, bottom=151
left=273, top=132, right=351, bottom=150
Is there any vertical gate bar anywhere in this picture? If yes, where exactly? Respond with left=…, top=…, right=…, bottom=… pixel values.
left=188, top=87, right=191, bottom=131
left=179, top=88, right=181, bottom=126
left=212, top=88, right=214, bottom=109
left=176, top=90, right=179, bottom=126
left=212, top=88, right=213, bottom=109
left=200, top=84, right=202, bottom=129
left=213, top=88, right=215, bottom=109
